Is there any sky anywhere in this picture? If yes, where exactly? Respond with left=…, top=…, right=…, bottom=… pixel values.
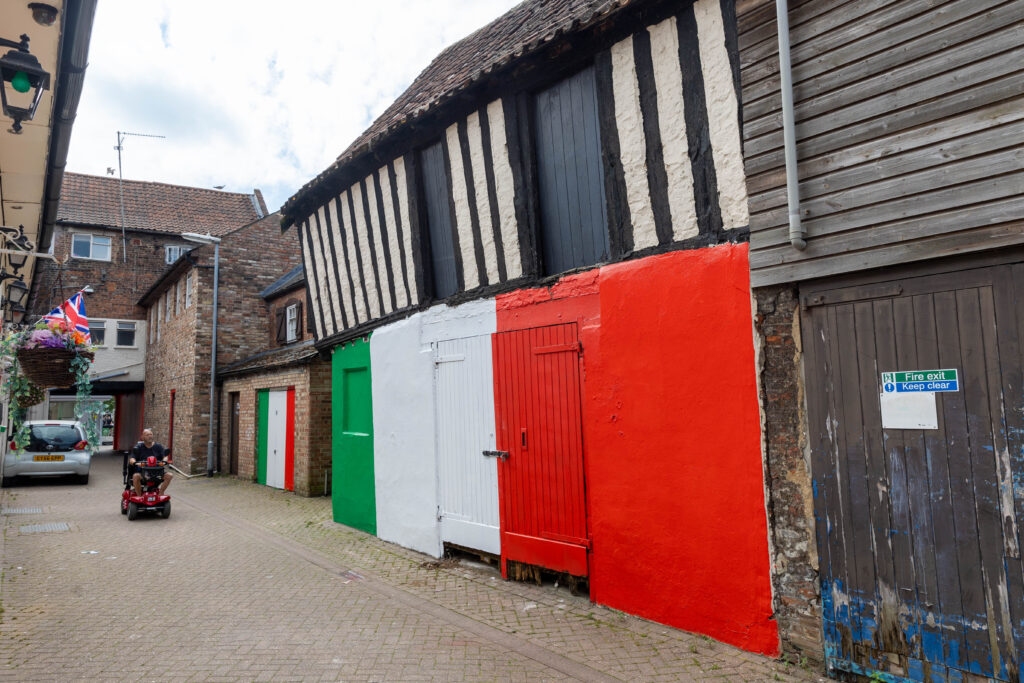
left=65, top=0, right=522, bottom=213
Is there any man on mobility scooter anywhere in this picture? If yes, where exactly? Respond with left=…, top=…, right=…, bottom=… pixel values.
left=121, top=429, right=172, bottom=520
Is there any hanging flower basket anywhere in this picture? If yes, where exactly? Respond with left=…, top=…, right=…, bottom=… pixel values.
left=16, top=347, right=94, bottom=388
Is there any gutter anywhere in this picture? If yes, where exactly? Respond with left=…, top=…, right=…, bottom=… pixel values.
left=39, top=0, right=98, bottom=251
left=775, top=0, right=805, bottom=251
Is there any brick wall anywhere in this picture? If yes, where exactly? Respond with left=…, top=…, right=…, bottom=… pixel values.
left=141, top=212, right=302, bottom=475
left=266, top=285, right=313, bottom=347
left=28, top=224, right=195, bottom=320
left=754, top=285, right=822, bottom=662
left=218, top=358, right=331, bottom=497
left=143, top=264, right=204, bottom=472
left=213, top=214, right=303, bottom=367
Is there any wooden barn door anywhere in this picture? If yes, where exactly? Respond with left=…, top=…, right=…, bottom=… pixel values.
left=435, top=335, right=501, bottom=554
left=493, top=322, right=589, bottom=578
left=802, top=264, right=1024, bottom=682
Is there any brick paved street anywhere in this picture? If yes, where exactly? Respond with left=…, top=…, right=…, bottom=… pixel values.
left=0, top=452, right=825, bottom=682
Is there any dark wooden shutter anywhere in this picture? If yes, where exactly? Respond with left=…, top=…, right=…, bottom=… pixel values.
left=533, top=65, right=609, bottom=275
left=419, top=141, right=459, bottom=299
left=275, top=308, right=286, bottom=344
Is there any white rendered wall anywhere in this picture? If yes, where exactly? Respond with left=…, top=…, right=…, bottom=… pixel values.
left=370, top=311, right=440, bottom=557
left=371, top=298, right=498, bottom=558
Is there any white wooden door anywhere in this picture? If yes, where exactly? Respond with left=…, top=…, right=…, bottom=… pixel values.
left=434, top=335, right=500, bottom=554
left=266, top=390, right=287, bottom=489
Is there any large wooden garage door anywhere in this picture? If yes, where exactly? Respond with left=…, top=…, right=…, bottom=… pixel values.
left=801, top=264, right=1024, bottom=682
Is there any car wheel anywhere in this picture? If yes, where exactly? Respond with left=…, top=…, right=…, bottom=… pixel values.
left=78, top=474, right=89, bottom=485
left=161, top=501, right=171, bottom=519
left=127, top=502, right=139, bottom=520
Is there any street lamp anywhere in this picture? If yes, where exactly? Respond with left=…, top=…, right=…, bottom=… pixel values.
left=182, top=232, right=221, bottom=477
left=0, top=35, right=50, bottom=134
left=5, top=279, right=28, bottom=309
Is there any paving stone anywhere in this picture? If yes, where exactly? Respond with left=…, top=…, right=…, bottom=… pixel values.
left=0, top=453, right=826, bottom=681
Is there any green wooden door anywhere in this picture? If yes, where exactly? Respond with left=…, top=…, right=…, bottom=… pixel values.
left=331, top=338, right=376, bottom=534
left=256, top=390, right=269, bottom=485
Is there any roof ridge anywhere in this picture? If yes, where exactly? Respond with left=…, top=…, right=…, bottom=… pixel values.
left=64, top=171, right=256, bottom=199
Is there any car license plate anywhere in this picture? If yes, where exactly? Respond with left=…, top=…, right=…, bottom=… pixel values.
left=147, top=497, right=155, bottom=502
left=33, top=455, right=63, bottom=462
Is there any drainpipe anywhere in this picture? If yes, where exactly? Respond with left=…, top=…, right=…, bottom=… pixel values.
left=182, top=233, right=221, bottom=477
left=776, top=0, right=805, bottom=250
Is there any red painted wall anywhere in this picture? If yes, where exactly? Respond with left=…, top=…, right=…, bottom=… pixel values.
left=495, top=244, right=778, bottom=655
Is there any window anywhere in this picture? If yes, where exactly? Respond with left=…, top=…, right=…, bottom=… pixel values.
left=164, top=292, right=171, bottom=321
left=116, top=321, right=136, bottom=347
left=175, top=281, right=181, bottom=315
left=419, top=140, right=458, bottom=298
left=275, top=300, right=302, bottom=345
left=185, top=273, right=193, bottom=308
left=71, top=233, right=112, bottom=261
left=156, top=299, right=162, bottom=342
left=89, top=320, right=106, bottom=346
left=149, top=308, right=155, bottom=343
left=533, top=66, right=609, bottom=275
left=165, top=245, right=190, bottom=264
left=286, top=304, right=298, bottom=342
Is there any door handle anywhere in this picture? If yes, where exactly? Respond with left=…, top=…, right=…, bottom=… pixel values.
left=482, top=450, right=508, bottom=461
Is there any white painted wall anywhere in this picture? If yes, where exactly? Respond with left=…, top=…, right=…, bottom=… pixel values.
left=371, top=298, right=498, bottom=558
left=370, top=311, right=440, bottom=556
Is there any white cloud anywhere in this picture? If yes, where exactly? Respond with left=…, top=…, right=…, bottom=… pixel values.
left=66, top=0, right=521, bottom=211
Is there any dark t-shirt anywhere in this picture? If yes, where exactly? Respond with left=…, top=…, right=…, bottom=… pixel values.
left=127, top=442, right=169, bottom=473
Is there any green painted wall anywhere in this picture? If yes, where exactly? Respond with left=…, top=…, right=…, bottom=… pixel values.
left=256, top=389, right=269, bottom=486
left=331, top=337, right=376, bottom=534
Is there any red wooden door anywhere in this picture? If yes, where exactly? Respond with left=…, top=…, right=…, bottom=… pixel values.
left=493, top=322, right=589, bottom=577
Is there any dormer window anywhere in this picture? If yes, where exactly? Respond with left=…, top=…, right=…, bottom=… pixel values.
left=286, top=304, right=299, bottom=342
left=276, top=299, right=302, bottom=345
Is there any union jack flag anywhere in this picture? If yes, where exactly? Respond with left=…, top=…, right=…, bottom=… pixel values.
left=42, top=291, right=90, bottom=342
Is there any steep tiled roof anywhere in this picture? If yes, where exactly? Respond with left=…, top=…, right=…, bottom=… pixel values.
left=58, top=172, right=266, bottom=236
left=283, top=0, right=628, bottom=221
left=260, top=264, right=305, bottom=300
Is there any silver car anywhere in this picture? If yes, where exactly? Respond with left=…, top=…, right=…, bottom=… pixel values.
left=2, top=420, right=92, bottom=485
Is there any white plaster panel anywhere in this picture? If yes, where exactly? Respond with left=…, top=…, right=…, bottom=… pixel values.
left=340, top=189, right=367, bottom=325
left=327, top=195, right=357, bottom=327
left=365, top=172, right=394, bottom=316
left=446, top=123, right=480, bottom=290
left=352, top=184, right=382, bottom=320
left=315, top=205, right=344, bottom=330
left=377, top=167, right=409, bottom=309
left=393, top=157, right=419, bottom=304
left=302, top=221, right=326, bottom=339
left=485, top=99, right=522, bottom=279
left=611, top=36, right=658, bottom=251
left=420, top=298, right=497, bottom=344
left=695, top=0, right=750, bottom=231
left=370, top=312, right=442, bottom=557
left=649, top=17, right=699, bottom=241
left=466, top=112, right=500, bottom=285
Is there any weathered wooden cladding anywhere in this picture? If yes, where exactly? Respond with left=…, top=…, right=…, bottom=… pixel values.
left=299, top=0, right=749, bottom=342
left=740, top=0, right=1024, bottom=286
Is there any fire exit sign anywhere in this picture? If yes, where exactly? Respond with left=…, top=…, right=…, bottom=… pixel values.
left=881, top=369, right=959, bottom=393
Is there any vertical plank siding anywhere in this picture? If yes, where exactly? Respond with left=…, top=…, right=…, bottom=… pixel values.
left=299, top=0, right=747, bottom=342
left=740, top=0, right=1024, bottom=285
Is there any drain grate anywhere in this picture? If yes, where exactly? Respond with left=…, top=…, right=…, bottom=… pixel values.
left=19, top=522, right=69, bottom=534
left=2, top=507, right=43, bottom=515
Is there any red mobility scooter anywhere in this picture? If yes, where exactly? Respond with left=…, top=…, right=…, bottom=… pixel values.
left=121, top=455, right=171, bottom=520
